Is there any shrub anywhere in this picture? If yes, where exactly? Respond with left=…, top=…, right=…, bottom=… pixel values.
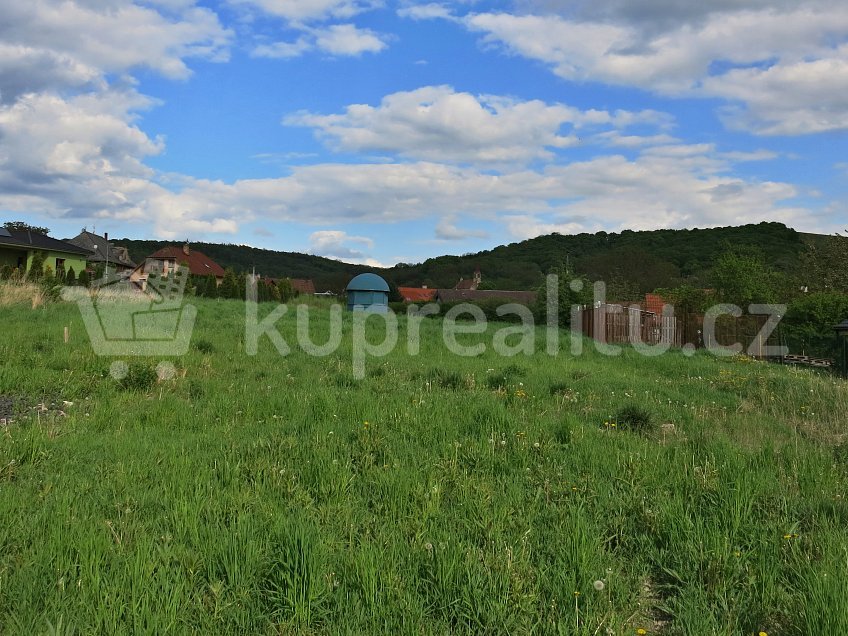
left=27, top=251, right=46, bottom=280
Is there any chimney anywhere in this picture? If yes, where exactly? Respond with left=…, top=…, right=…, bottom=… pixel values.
left=183, top=243, right=190, bottom=255
left=422, top=284, right=428, bottom=289
left=104, top=232, right=108, bottom=241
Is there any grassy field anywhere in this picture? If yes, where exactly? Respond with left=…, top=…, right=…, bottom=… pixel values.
left=1, top=290, right=847, bottom=634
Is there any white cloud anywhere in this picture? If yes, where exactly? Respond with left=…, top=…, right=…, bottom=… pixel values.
left=0, top=1, right=231, bottom=87
left=313, top=23, right=388, bottom=55
left=286, top=85, right=669, bottom=163
left=594, top=131, right=679, bottom=148
left=250, top=24, right=387, bottom=58
left=435, top=217, right=489, bottom=240
left=703, top=52, right=848, bottom=135
left=309, top=229, right=380, bottom=263
left=232, top=0, right=380, bottom=23
left=453, top=6, right=848, bottom=134
left=112, top=147, right=816, bottom=237
left=397, top=3, right=454, bottom=20
left=252, top=37, right=313, bottom=58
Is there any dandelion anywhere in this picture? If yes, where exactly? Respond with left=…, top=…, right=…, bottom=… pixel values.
left=636, top=629, right=647, bottom=635
left=573, top=591, right=581, bottom=597
left=759, top=632, right=768, bottom=636
left=593, top=580, right=605, bottom=591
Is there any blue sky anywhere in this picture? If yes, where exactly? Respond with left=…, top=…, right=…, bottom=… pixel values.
left=0, top=0, right=846, bottom=267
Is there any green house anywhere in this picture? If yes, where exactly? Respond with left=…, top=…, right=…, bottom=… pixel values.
left=0, top=227, right=91, bottom=277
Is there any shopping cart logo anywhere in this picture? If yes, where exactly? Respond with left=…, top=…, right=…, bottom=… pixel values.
left=63, top=266, right=197, bottom=363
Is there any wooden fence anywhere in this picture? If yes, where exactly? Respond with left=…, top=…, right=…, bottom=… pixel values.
left=575, top=305, right=779, bottom=357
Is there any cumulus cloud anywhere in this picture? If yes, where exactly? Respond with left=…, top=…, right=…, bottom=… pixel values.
left=309, top=229, right=382, bottom=263
left=0, top=0, right=242, bottom=238
left=252, top=23, right=387, bottom=58
left=93, top=146, right=813, bottom=241
left=252, top=37, right=313, bottom=59
left=442, top=5, right=848, bottom=134
left=397, top=3, right=454, bottom=20
left=232, top=0, right=380, bottom=23
left=0, top=1, right=231, bottom=87
left=313, top=23, right=387, bottom=55
left=435, top=217, right=489, bottom=240
left=703, top=52, right=848, bottom=135
left=286, top=85, right=670, bottom=163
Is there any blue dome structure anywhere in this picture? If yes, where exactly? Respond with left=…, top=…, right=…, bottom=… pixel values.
left=346, top=273, right=390, bottom=292
left=346, top=273, right=390, bottom=313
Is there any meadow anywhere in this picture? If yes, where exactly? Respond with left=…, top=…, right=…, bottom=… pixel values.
left=1, top=289, right=847, bottom=635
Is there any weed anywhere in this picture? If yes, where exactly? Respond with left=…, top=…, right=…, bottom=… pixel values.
left=193, top=339, right=215, bottom=354
left=117, top=362, right=158, bottom=391
left=614, top=404, right=654, bottom=433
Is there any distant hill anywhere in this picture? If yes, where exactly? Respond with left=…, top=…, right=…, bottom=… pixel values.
left=118, top=240, right=374, bottom=293
left=115, top=222, right=817, bottom=294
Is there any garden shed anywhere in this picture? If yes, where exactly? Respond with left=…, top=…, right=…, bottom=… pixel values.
left=346, top=273, right=390, bottom=313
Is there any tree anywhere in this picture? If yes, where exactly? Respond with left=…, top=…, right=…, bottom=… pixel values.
left=800, top=233, right=848, bottom=293
left=0, top=265, right=12, bottom=280
left=204, top=274, right=218, bottom=298
left=386, top=279, right=403, bottom=303
left=3, top=221, right=50, bottom=235
left=534, top=263, right=592, bottom=327
left=27, top=251, right=46, bottom=280
left=654, top=284, right=710, bottom=315
left=277, top=278, right=295, bottom=303
left=219, top=268, right=239, bottom=299
left=710, top=250, right=788, bottom=307
left=65, top=267, right=76, bottom=286
left=78, top=270, right=91, bottom=288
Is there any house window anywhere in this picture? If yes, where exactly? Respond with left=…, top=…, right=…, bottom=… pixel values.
left=55, top=258, right=65, bottom=275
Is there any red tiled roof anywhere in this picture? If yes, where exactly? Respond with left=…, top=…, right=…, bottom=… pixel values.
left=399, top=287, right=437, bottom=302
left=291, top=279, right=315, bottom=295
left=148, top=246, right=225, bottom=278
left=645, top=293, right=666, bottom=315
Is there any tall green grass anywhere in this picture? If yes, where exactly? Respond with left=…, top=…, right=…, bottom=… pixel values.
left=0, top=297, right=847, bottom=634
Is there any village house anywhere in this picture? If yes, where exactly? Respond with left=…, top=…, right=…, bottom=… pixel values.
left=454, top=268, right=482, bottom=290
left=65, top=230, right=136, bottom=273
left=131, top=244, right=225, bottom=290
left=0, top=227, right=90, bottom=277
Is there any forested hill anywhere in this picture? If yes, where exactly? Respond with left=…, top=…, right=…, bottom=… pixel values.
left=118, top=240, right=375, bottom=293
left=117, top=222, right=814, bottom=293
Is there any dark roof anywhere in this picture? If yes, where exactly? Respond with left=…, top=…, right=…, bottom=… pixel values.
left=436, top=289, right=538, bottom=305
left=0, top=229, right=91, bottom=256
left=148, top=245, right=226, bottom=278
left=454, top=278, right=477, bottom=290
left=346, top=273, right=390, bottom=292
left=65, top=230, right=136, bottom=267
